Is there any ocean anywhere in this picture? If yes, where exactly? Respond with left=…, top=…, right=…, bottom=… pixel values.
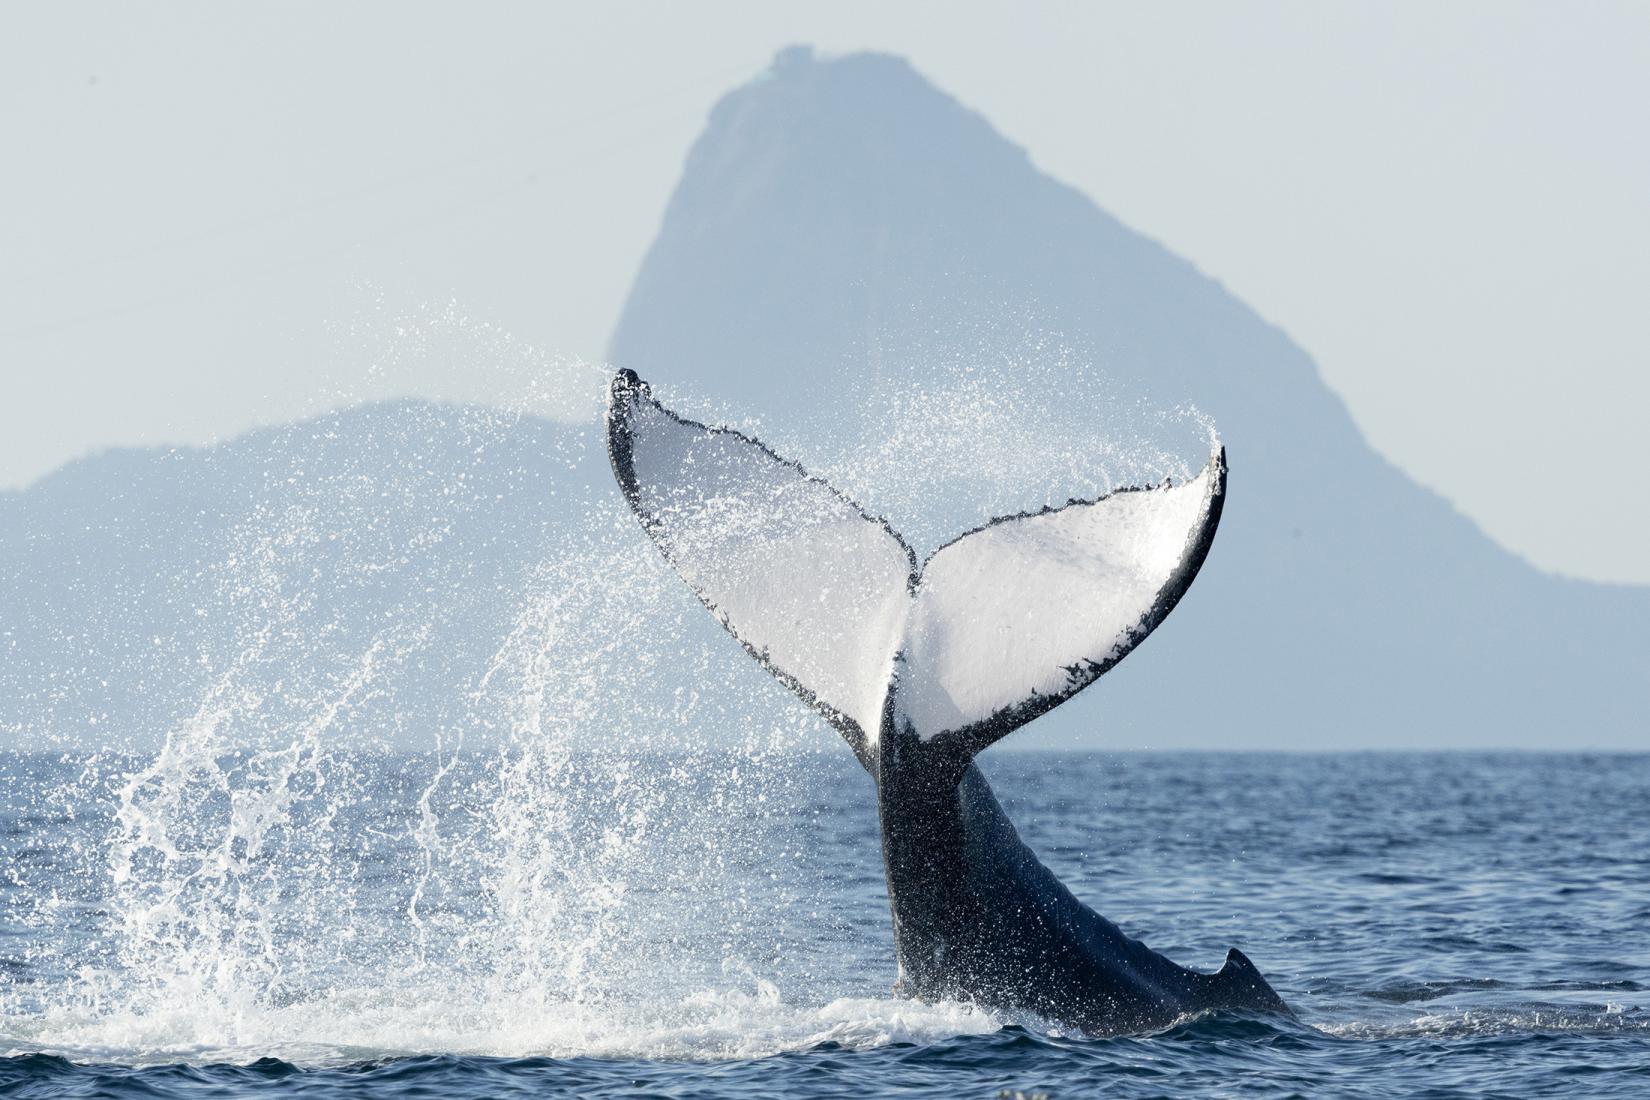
left=1, top=749, right=1645, bottom=1098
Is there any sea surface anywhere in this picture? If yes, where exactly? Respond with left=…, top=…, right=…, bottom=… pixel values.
left=2, top=750, right=1647, bottom=1098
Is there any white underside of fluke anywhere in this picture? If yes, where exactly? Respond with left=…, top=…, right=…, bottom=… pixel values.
left=609, top=375, right=1223, bottom=752
left=897, top=472, right=1217, bottom=737
left=618, top=396, right=910, bottom=739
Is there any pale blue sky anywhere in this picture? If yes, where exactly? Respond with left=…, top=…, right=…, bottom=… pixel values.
left=2, top=1, right=1646, bottom=582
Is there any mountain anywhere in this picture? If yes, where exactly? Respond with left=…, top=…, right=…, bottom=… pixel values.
left=0, top=402, right=609, bottom=750
left=609, top=47, right=1648, bottom=749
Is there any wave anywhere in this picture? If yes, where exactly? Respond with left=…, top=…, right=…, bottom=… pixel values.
left=0, top=984, right=1005, bottom=1067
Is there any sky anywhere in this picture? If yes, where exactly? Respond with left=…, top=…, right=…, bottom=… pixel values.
left=2, top=1, right=1646, bottom=584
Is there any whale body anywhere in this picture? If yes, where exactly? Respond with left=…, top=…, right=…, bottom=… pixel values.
left=605, top=369, right=1290, bottom=1033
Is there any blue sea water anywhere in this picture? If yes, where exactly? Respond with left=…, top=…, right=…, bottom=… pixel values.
left=2, top=749, right=1646, bottom=1098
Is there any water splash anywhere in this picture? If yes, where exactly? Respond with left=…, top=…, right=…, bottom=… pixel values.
left=656, top=334, right=1217, bottom=557
left=0, top=309, right=1226, bottom=1066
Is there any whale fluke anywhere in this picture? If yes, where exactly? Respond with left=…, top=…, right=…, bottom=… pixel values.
left=606, top=369, right=1225, bottom=765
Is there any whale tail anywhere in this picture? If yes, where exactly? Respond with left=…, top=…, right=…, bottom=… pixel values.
left=1206, top=948, right=1294, bottom=1016
left=606, top=370, right=1225, bottom=767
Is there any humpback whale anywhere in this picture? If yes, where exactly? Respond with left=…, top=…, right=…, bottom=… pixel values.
left=605, top=370, right=1290, bottom=1034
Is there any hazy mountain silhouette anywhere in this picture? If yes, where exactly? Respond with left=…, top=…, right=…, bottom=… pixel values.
left=0, top=402, right=609, bottom=749
left=610, top=47, right=1648, bottom=749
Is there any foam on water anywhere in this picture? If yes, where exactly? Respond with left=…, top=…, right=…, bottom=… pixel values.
left=0, top=978, right=1012, bottom=1067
